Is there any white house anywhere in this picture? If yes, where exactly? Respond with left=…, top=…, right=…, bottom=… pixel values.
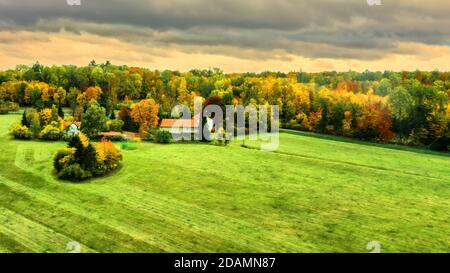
left=64, top=121, right=81, bottom=138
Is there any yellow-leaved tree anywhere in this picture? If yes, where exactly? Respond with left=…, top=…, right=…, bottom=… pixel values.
left=131, top=99, right=159, bottom=135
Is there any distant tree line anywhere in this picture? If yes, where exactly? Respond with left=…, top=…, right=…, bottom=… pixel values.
left=1, top=62, right=449, bottom=150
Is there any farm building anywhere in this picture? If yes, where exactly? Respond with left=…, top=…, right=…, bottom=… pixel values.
left=64, top=121, right=81, bottom=138
left=63, top=121, right=81, bottom=129
left=160, top=114, right=201, bottom=135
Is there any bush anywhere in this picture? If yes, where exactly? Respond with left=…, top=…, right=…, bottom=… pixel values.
left=94, top=140, right=123, bottom=176
left=0, top=101, right=19, bottom=114
left=156, top=130, right=172, bottom=144
left=107, top=119, right=124, bottom=132
left=97, top=132, right=125, bottom=141
left=64, top=116, right=75, bottom=122
left=28, top=111, right=42, bottom=138
left=39, top=108, right=55, bottom=126
left=141, top=129, right=156, bottom=141
left=9, top=123, right=32, bottom=139
left=54, top=148, right=76, bottom=172
left=211, top=128, right=230, bottom=146
left=121, top=142, right=138, bottom=151
left=57, top=163, right=92, bottom=181
left=39, top=123, right=63, bottom=140
left=54, top=134, right=122, bottom=182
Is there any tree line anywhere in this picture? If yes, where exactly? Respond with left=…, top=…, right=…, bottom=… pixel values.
left=1, top=61, right=449, bottom=150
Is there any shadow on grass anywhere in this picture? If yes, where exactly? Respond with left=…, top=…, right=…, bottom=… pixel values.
left=56, top=164, right=124, bottom=185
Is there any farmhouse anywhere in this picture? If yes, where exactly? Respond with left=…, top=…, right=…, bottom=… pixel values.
left=64, top=121, right=81, bottom=138
left=160, top=114, right=200, bottom=135
left=63, top=121, right=81, bottom=129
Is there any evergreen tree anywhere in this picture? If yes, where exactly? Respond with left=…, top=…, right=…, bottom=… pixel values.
left=68, top=134, right=97, bottom=172
left=21, top=110, right=29, bottom=127
left=80, top=144, right=97, bottom=172
left=68, top=135, right=84, bottom=164
left=58, top=103, right=65, bottom=118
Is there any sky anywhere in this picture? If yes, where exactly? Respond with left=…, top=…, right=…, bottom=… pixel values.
left=0, top=0, right=450, bottom=72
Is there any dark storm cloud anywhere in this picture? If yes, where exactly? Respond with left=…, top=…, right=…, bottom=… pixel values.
left=0, top=0, right=449, bottom=60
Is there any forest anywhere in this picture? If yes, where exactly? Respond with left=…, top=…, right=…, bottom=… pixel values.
left=1, top=61, right=449, bottom=150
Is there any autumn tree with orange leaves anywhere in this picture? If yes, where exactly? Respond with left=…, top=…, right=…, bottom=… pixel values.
left=85, top=86, right=102, bottom=102
left=131, top=99, right=159, bottom=135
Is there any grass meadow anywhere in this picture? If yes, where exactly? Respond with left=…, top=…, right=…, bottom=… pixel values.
left=0, top=113, right=449, bottom=252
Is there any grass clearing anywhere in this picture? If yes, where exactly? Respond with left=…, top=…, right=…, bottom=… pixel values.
left=0, top=114, right=449, bottom=252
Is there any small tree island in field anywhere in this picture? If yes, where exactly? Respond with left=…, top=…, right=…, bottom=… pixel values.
left=54, top=133, right=122, bottom=182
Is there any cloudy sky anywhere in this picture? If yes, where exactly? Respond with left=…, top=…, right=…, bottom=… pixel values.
left=0, top=0, right=449, bottom=72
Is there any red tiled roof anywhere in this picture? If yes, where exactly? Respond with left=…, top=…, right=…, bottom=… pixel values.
left=160, top=114, right=200, bottom=128
left=160, top=119, right=196, bottom=128
left=64, top=121, right=81, bottom=128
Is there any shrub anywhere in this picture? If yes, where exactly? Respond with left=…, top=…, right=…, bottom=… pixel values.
left=141, top=129, right=156, bottom=141
left=54, top=134, right=122, bottom=181
left=156, top=130, right=172, bottom=144
left=94, top=139, right=123, bottom=176
left=57, top=163, right=92, bottom=181
left=121, top=142, right=138, bottom=151
left=107, top=119, right=124, bottom=132
left=97, top=132, right=125, bottom=141
left=211, top=128, right=230, bottom=146
left=0, top=101, right=19, bottom=114
left=54, top=148, right=76, bottom=172
left=64, top=116, right=75, bottom=122
left=9, top=123, right=32, bottom=139
left=28, top=112, right=41, bottom=138
left=39, top=122, right=63, bottom=140
left=39, top=108, right=54, bottom=126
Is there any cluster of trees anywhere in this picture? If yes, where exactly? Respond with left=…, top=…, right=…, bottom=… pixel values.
left=54, top=134, right=122, bottom=181
left=1, top=62, right=449, bottom=150
left=0, top=101, right=19, bottom=114
left=81, top=98, right=160, bottom=139
left=9, top=105, right=65, bottom=140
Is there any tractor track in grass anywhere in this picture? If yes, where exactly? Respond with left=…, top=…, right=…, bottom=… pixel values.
left=240, top=144, right=446, bottom=181
left=1, top=114, right=449, bottom=252
left=11, top=143, right=399, bottom=252
left=0, top=179, right=169, bottom=252
left=0, top=206, right=95, bottom=253
left=9, top=150, right=308, bottom=252
left=9, top=147, right=305, bottom=252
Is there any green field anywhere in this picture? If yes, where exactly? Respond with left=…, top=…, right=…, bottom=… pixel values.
left=0, top=113, right=449, bottom=253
